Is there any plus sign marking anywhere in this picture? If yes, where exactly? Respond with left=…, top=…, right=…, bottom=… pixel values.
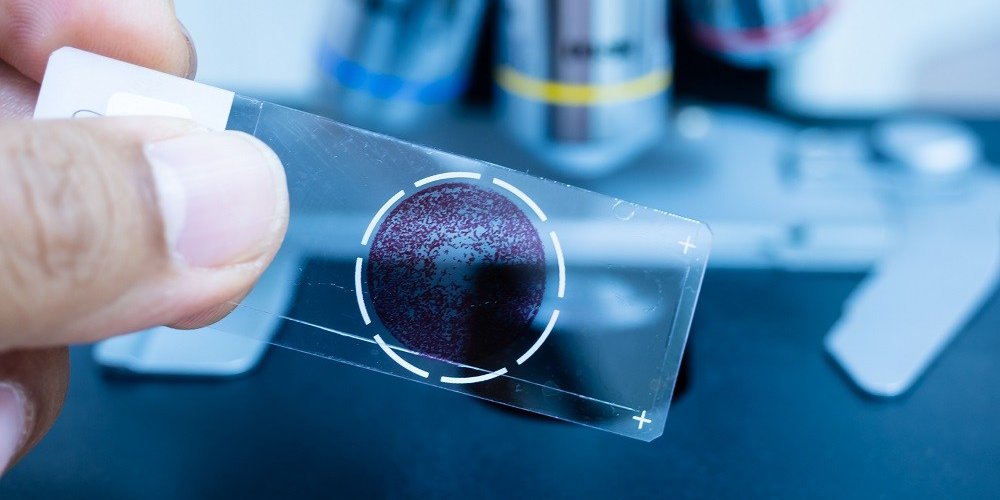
left=632, top=411, right=652, bottom=430
left=678, top=235, right=697, bottom=255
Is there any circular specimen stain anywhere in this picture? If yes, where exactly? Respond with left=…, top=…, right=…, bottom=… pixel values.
left=368, top=182, right=546, bottom=364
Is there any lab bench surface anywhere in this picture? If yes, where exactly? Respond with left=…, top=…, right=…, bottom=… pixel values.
left=2, top=269, right=998, bottom=499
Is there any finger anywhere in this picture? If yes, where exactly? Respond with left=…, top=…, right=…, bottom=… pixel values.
left=167, top=287, right=250, bottom=331
left=0, top=60, right=37, bottom=118
left=0, top=117, right=289, bottom=350
left=0, top=0, right=195, bottom=82
left=0, top=347, right=68, bottom=475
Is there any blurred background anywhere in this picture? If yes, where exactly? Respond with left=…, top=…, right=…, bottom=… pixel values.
left=3, top=0, right=1000, bottom=498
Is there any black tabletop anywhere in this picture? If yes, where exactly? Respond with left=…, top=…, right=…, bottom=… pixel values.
left=2, top=268, right=998, bottom=499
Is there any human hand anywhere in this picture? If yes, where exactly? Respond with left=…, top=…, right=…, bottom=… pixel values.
left=0, top=0, right=289, bottom=474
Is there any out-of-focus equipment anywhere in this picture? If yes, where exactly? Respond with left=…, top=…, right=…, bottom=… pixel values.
left=823, top=116, right=1000, bottom=397
left=111, top=0, right=1000, bottom=402
left=586, top=109, right=1000, bottom=398
left=682, top=0, right=832, bottom=67
left=319, top=0, right=486, bottom=131
left=772, top=0, right=1000, bottom=117
left=496, top=0, right=671, bottom=177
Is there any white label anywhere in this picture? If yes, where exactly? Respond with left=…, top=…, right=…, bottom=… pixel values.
left=34, top=47, right=234, bottom=130
left=106, top=92, right=194, bottom=119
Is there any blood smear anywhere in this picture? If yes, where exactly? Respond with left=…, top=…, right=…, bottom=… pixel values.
left=368, top=183, right=546, bottom=364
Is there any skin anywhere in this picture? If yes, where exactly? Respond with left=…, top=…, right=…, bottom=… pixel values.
left=0, top=0, right=287, bottom=472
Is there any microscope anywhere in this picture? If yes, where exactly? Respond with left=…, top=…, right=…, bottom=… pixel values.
left=97, top=0, right=1000, bottom=400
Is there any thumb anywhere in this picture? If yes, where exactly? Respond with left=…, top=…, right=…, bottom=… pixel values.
left=0, top=347, right=67, bottom=475
left=0, top=117, right=289, bottom=350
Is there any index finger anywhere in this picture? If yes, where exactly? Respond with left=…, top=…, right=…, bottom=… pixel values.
left=0, top=0, right=195, bottom=82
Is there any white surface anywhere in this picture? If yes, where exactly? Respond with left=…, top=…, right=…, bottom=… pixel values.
left=174, top=0, right=329, bottom=100
left=871, top=117, right=981, bottom=176
left=95, top=250, right=300, bottom=376
left=773, top=0, right=1000, bottom=116
left=826, top=174, right=1000, bottom=396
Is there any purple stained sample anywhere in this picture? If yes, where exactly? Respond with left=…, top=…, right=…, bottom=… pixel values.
left=368, top=182, right=546, bottom=364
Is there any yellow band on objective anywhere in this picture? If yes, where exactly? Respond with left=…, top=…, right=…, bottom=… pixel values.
left=495, top=66, right=672, bottom=106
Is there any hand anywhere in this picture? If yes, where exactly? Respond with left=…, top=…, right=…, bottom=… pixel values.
left=0, top=0, right=289, bottom=474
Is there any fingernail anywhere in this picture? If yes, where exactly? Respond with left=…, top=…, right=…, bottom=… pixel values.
left=0, top=383, right=29, bottom=473
left=177, top=20, right=198, bottom=78
left=147, top=132, right=286, bottom=268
